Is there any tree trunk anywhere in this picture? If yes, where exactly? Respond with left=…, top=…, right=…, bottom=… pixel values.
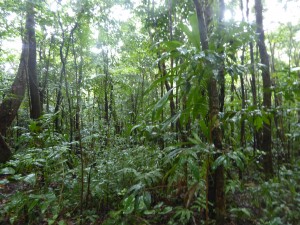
left=255, top=0, right=274, bottom=178
left=0, top=135, right=12, bottom=163
left=218, top=0, right=225, bottom=113
left=193, top=0, right=225, bottom=223
left=40, top=36, right=53, bottom=112
left=0, top=14, right=30, bottom=163
left=168, top=0, right=176, bottom=131
left=72, top=34, right=83, bottom=143
left=239, top=0, right=246, bottom=178
left=103, top=49, right=111, bottom=146
left=103, top=51, right=110, bottom=126
left=27, top=2, right=42, bottom=119
left=161, top=61, right=176, bottom=119
left=54, top=19, right=77, bottom=131
left=247, top=0, right=260, bottom=152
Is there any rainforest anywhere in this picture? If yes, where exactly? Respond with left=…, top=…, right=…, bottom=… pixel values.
left=0, top=0, right=300, bottom=224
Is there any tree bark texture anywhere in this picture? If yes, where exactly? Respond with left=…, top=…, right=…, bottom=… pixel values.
left=255, top=0, right=274, bottom=178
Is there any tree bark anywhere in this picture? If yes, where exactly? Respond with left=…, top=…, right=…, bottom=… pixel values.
left=255, top=0, right=274, bottom=178
left=27, top=2, right=42, bottom=119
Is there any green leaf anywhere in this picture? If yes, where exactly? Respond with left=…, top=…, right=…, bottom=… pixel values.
left=28, top=198, right=39, bottom=212
left=261, top=114, right=270, bottom=125
left=178, top=14, right=200, bottom=50
left=130, top=124, right=142, bottom=133
left=189, top=132, right=202, bottom=145
left=0, top=167, right=15, bottom=175
left=137, top=195, right=147, bottom=211
left=41, top=201, right=51, bottom=214
left=128, top=182, right=144, bottom=194
left=122, top=194, right=135, bottom=214
left=144, top=209, right=155, bottom=215
left=212, top=155, right=226, bottom=170
left=143, top=191, right=151, bottom=208
left=230, top=207, right=251, bottom=218
left=199, top=120, right=209, bottom=139
left=152, top=88, right=174, bottom=120
left=159, top=206, right=173, bottom=215
left=190, top=162, right=200, bottom=181
left=229, top=152, right=244, bottom=170
left=23, top=173, right=36, bottom=185
left=154, top=88, right=174, bottom=111
left=162, top=111, right=181, bottom=130
left=109, top=209, right=122, bottom=218
left=144, top=75, right=169, bottom=96
left=161, top=40, right=183, bottom=52
left=254, top=116, right=263, bottom=129
left=41, top=193, right=56, bottom=213
left=58, top=220, right=67, bottom=225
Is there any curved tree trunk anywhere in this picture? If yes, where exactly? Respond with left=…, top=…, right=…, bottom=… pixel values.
left=0, top=15, right=30, bottom=163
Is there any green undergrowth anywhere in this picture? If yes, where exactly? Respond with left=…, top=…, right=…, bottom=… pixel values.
left=226, top=161, right=300, bottom=225
left=0, top=128, right=300, bottom=225
left=0, top=132, right=164, bottom=224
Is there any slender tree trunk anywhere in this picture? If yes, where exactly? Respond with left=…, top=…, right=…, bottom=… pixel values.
left=40, top=36, right=53, bottom=112
left=102, top=49, right=111, bottom=146
left=229, top=76, right=235, bottom=146
left=246, top=0, right=259, bottom=152
left=168, top=0, right=175, bottom=131
left=255, top=0, right=274, bottom=178
left=27, top=2, right=41, bottom=119
left=54, top=19, right=77, bottom=131
left=72, top=40, right=83, bottom=144
left=150, top=1, right=175, bottom=131
left=286, top=28, right=294, bottom=160
left=218, top=0, right=225, bottom=113
left=161, top=61, right=176, bottom=119
left=103, top=51, right=109, bottom=126
left=269, top=41, right=287, bottom=160
left=110, top=81, right=120, bottom=134
left=239, top=0, right=246, bottom=179
left=193, top=0, right=225, bottom=223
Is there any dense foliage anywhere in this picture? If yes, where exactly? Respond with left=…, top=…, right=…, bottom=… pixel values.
left=0, top=0, right=299, bottom=224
